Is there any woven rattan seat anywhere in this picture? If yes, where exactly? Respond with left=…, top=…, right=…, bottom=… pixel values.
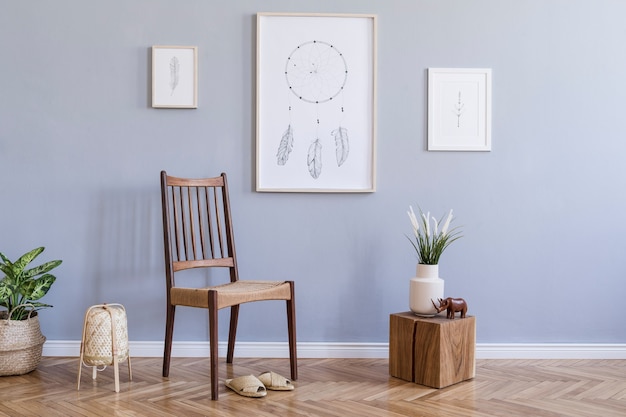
left=160, top=171, right=297, bottom=400
left=171, top=281, right=292, bottom=310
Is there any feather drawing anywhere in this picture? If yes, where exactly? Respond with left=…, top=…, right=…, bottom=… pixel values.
left=307, top=139, right=322, bottom=179
left=169, top=56, right=179, bottom=96
left=332, top=127, right=349, bottom=167
left=277, top=125, right=294, bottom=165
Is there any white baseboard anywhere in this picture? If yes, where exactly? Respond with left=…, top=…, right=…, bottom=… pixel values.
left=43, top=341, right=626, bottom=360
left=476, top=343, right=626, bottom=359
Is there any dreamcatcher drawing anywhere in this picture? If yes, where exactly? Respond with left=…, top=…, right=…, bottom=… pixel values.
left=276, top=40, right=349, bottom=179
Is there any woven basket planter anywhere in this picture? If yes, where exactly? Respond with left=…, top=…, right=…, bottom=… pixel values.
left=0, top=310, right=46, bottom=376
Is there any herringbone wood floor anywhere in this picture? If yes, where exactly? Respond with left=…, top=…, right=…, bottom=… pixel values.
left=0, top=357, right=625, bottom=416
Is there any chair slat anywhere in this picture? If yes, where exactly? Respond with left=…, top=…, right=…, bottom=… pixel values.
left=205, top=186, right=216, bottom=259
left=172, top=257, right=235, bottom=272
left=214, top=186, right=224, bottom=259
left=171, top=187, right=181, bottom=261
left=167, top=176, right=224, bottom=187
left=197, top=187, right=206, bottom=259
left=188, top=186, right=198, bottom=260
left=179, top=187, right=190, bottom=261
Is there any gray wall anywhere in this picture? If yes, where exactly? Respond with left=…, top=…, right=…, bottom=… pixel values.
left=1, top=0, right=625, bottom=345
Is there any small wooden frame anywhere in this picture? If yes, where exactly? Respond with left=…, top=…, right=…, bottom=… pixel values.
left=152, top=45, right=198, bottom=108
left=389, top=312, right=475, bottom=388
left=428, top=68, right=491, bottom=151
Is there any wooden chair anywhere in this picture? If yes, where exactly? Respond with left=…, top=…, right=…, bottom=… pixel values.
left=160, top=171, right=297, bottom=400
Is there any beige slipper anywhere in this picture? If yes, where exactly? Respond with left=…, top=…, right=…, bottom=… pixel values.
left=224, top=375, right=267, bottom=398
left=257, top=371, right=295, bottom=391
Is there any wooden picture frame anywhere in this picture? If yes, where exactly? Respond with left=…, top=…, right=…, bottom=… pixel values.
left=152, top=45, right=198, bottom=109
left=256, top=13, right=377, bottom=192
left=428, top=68, right=491, bottom=151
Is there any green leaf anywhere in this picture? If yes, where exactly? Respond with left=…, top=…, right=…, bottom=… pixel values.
left=22, top=260, right=62, bottom=280
left=0, top=263, right=13, bottom=278
left=10, top=247, right=45, bottom=278
left=0, top=279, right=11, bottom=295
left=21, top=274, right=56, bottom=301
left=0, top=280, right=11, bottom=309
left=0, top=252, right=11, bottom=265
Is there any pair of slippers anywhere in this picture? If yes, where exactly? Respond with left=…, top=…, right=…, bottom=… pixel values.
left=224, top=371, right=294, bottom=398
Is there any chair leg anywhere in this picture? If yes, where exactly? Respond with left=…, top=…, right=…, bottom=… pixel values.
left=286, top=281, right=298, bottom=381
left=208, top=290, right=219, bottom=400
left=163, top=304, right=176, bottom=377
left=226, top=304, right=239, bottom=364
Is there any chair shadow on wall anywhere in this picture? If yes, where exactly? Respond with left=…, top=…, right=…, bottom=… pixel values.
left=86, top=188, right=167, bottom=337
left=86, top=187, right=251, bottom=339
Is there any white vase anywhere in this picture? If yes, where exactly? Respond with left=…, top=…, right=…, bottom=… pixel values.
left=409, top=264, right=444, bottom=317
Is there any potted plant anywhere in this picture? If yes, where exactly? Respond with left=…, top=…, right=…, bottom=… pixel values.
left=0, top=247, right=62, bottom=375
left=406, top=206, right=462, bottom=316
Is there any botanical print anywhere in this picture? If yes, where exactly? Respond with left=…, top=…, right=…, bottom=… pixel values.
left=169, top=56, right=179, bottom=96
left=152, top=46, right=197, bottom=108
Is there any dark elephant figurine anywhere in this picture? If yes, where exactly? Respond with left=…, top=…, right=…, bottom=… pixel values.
left=431, top=297, right=468, bottom=319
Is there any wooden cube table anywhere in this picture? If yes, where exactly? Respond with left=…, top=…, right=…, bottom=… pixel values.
left=389, top=312, right=475, bottom=388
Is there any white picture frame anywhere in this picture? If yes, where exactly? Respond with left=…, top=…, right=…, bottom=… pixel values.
left=428, top=68, right=492, bottom=151
left=152, top=45, right=198, bottom=109
left=256, top=13, right=377, bottom=192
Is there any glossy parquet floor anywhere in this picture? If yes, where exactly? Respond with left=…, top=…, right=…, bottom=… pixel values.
left=0, top=357, right=625, bottom=416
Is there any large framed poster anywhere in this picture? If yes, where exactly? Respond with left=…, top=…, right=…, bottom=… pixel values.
left=256, top=13, right=377, bottom=192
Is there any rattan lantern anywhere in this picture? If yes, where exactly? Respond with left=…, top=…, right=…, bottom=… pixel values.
left=77, top=303, right=132, bottom=392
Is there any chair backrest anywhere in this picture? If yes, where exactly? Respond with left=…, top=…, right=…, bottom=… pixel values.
left=160, top=171, right=239, bottom=290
